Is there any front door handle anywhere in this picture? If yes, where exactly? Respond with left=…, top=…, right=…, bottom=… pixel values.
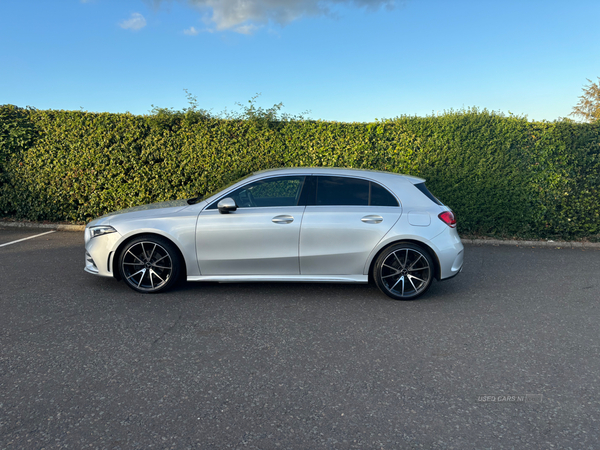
left=361, top=215, right=383, bottom=224
left=272, top=215, right=294, bottom=224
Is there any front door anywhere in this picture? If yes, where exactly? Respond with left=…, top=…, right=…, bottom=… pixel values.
left=196, top=176, right=306, bottom=275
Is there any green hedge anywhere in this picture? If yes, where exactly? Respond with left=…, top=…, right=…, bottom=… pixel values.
left=1, top=105, right=599, bottom=240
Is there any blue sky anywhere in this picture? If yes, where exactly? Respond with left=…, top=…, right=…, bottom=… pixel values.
left=1, top=0, right=599, bottom=122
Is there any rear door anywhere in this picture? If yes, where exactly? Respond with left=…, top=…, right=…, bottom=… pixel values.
left=299, top=175, right=402, bottom=275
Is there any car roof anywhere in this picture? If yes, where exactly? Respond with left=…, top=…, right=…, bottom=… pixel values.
left=253, top=167, right=425, bottom=184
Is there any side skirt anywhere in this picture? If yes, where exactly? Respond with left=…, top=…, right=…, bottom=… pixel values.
left=187, top=274, right=369, bottom=284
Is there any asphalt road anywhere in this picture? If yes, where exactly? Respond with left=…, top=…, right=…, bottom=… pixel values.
left=1, top=226, right=599, bottom=449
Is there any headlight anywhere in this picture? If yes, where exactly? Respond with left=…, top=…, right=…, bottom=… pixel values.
left=88, top=225, right=117, bottom=239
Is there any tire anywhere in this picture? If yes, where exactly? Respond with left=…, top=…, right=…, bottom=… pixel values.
left=118, top=236, right=181, bottom=293
left=373, top=243, right=434, bottom=301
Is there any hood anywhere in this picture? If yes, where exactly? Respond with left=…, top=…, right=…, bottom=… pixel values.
left=100, top=199, right=190, bottom=217
left=87, top=199, right=191, bottom=228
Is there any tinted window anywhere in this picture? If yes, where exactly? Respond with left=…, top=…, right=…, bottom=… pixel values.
left=415, top=183, right=443, bottom=205
left=208, top=176, right=305, bottom=209
left=315, top=176, right=398, bottom=207
left=370, top=182, right=399, bottom=206
left=316, top=177, right=369, bottom=206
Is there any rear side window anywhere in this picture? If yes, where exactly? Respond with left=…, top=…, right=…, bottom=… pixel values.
left=415, top=183, right=443, bottom=205
left=315, top=176, right=398, bottom=207
left=370, top=182, right=399, bottom=206
left=316, top=177, right=368, bottom=206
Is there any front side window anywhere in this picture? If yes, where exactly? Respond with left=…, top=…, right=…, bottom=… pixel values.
left=315, top=176, right=398, bottom=207
left=208, top=176, right=306, bottom=209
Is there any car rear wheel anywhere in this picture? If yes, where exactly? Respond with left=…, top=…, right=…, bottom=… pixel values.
left=373, top=243, right=434, bottom=300
left=118, top=236, right=181, bottom=293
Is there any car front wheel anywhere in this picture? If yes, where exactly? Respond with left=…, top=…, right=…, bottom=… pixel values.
left=373, top=243, right=434, bottom=300
left=118, top=236, right=181, bottom=293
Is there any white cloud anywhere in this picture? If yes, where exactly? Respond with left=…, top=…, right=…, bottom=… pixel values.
left=152, top=0, right=397, bottom=34
left=120, top=12, right=147, bottom=31
left=233, top=23, right=259, bottom=35
left=184, top=26, right=200, bottom=35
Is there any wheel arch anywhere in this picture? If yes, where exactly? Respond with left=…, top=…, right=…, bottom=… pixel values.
left=112, top=232, right=187, bottom=281
left=367, top=239, right=441, bottom=283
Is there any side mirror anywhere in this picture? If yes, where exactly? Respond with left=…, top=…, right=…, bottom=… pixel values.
left=217, top=197, right=237, bottom=214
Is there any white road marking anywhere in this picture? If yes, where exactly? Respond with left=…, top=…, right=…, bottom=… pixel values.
left=0, top=230, right=56, bottom=248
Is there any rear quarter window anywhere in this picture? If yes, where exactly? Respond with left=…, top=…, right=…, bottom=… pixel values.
left=414, top=183, right=443, bottom=205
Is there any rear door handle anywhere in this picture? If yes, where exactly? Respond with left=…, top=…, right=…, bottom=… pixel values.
left=272, top=215, right=294, bottom=224
left=361, top=215, right=383, bottom=224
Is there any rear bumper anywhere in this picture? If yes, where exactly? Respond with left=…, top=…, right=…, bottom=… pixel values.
left=440, top=261, right=463, bottom=281
left=431, top=228, right=464, bottom=280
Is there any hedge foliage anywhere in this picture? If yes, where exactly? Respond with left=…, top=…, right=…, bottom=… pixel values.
left=1, top=105, right=599, bottom=240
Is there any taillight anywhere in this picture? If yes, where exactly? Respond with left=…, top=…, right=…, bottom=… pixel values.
left=438, top=211, right=457, bottom=228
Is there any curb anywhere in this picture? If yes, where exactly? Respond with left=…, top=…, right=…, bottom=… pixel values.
left=0, top=221, right=86, bottom=232
left=1, top=220, right=599, bottom=248
left=463, top=238, right=600, bottom=249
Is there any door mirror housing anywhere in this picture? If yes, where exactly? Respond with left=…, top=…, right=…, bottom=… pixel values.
left=217, top=197, right=237, bottom=214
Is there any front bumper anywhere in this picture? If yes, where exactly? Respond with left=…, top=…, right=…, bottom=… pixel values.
left=84, top=228, right=122, bottom=277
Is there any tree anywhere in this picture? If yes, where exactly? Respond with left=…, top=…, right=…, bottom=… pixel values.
left=570, top=77, right=600, bottom=123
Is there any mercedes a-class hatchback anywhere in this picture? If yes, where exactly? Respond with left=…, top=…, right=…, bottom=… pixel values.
left=84, top=168, right=463, bottom=300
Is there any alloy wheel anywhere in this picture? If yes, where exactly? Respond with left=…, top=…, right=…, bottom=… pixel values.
left=121, top=241, right=173, bottom=292
left=376, top=245, right=433, bottom=300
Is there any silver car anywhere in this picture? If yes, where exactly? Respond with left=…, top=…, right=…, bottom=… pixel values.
left=84, top=168, right=463, bottom=300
